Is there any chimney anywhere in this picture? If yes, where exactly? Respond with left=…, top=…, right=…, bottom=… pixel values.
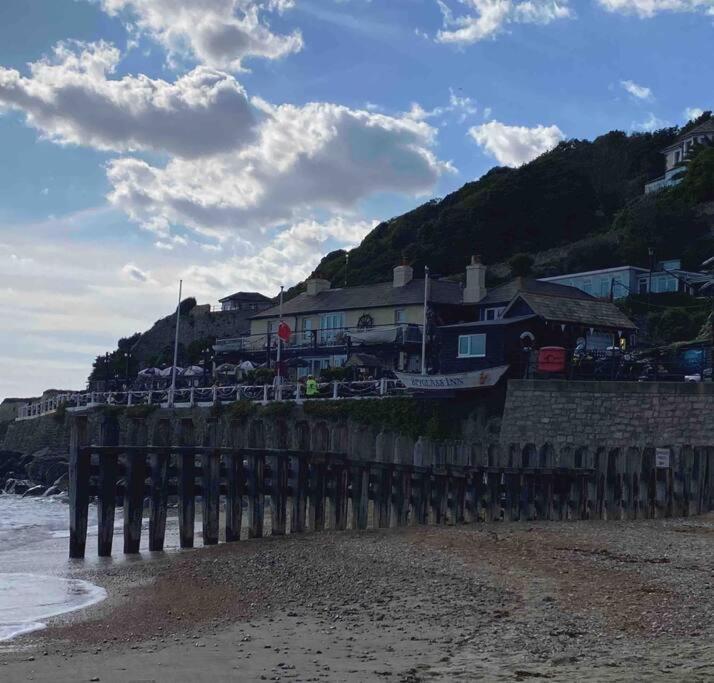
left=463, top=255, right=487, bottom=303
left=306, top=276, right=331, bottom=296
left=393, top=260, right=414, bottom=288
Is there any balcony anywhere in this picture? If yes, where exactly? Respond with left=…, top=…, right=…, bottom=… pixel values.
left=214, top=323, right=424, bottom=357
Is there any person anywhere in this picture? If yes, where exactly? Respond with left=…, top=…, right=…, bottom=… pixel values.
left=305, top=374, right=318, bottom=398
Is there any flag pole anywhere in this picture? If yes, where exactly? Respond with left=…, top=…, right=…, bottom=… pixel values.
left=421, top=266, right=429, bottom=376
left=277, top=285, right=284, bottom=379
left=169, top=279, right=183, bottom=406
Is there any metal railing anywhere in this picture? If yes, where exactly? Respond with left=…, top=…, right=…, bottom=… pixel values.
left=16, top=379, right=406, bottom=421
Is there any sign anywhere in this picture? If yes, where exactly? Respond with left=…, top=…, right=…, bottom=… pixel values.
left=655, top=448, right=671, bottom=469
left=395, top=365, right=509, bottom=391
left=277, top=321, right=292, bottom=343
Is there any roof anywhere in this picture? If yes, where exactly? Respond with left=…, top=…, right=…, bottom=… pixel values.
left=540, top=265, right=648, bottom=280
left=251, top=278, right=463, bottom=319
left=219, top=291, right=274, bottom=304
left=477, top=277, right=594, bottom=306
left=507, top=292, right=637, bottom=330
left=663, top=119, right=714, bottom=150
left=440, top=314, right=538, bottom=330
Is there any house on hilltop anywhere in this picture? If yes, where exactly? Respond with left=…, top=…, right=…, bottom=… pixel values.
left=219, top=291, right=274, bottom=312
left=645, top=118, right=714, bottom=194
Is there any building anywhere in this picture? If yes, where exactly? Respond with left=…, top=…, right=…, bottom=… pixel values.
left=539, top=260, right=710, bottom=300
left=215, top=264, right=466, bottom=376
left=438, top=278, right=637, bottom=376
left=645, top=118, right=714, bottom=194
left=219, top=291, right=274, bottom=312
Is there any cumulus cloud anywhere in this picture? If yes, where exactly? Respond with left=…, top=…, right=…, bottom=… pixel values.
left=597, top=0, right=714, bottom=17
left=436, top=0, right=572, bottom=45
left=107, top=99, right=451, bottom=236
left=121, top=263, right=152, bottom=282
left=621, top=79, right=653, bottom=101
left=468, top=120, right=564, bottom=166
left=0, top=41, right=255, bottom=158
left=684, top=106, right=705, bottom=121
left=98, top=0, right=303, bottom=70
left=632, top=112, right=669, bottom=132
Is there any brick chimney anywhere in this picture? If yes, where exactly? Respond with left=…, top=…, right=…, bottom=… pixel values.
left=306, top=276, right=331, bottom=296
left=463, top=255, right=487, bottom=303
left=393, top=260, right=414, bottom=288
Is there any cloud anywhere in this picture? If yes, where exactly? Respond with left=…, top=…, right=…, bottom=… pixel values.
left=121, top=263, right=152, bottom=282
left=621, top=79, right=653, bottom=101
left=0, top=41, right=255, bottom=158
left=436, top=0, right=572, bottom=45
left=98, top=0, right=303, bottom=70
left=468, top=120, right=564, bottom=166
left=597, top=0, right=714, bottom=17
left=684, top=106, right=705, bottom=121
left=632, top=112, right=669, bottom=132
left=106, top=99, right=451, bottom=237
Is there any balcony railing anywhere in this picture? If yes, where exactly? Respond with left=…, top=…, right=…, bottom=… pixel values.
left=214, top=323, right=423, bottom=355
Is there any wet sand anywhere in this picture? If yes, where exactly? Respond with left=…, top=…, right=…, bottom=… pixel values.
left=2, top=514, right=714, bottom=682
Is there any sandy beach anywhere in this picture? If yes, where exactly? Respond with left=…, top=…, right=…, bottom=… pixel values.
left=1, top=510, right=714, bottom=682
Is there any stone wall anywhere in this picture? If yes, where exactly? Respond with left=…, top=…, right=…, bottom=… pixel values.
left=501, top=380, right=714, bottom=448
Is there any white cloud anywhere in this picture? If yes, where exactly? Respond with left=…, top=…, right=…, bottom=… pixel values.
left=632, top=112, right=669, bottom=132
left=436, top=0, right=572, bottom=45
left=621, top=79, right=653, bottom=101
left=597, top=0, right=714, bottom=17
left=468, top=120, right=564, bottom=166
left=0, top=41, right=255, bottom=158
left=98, top=0, right=303, bottom=70
left=684, top=106, right=705, bottom=121
left=106, top=99, right=451, bottom=237
left=121, top=263, right=152, bottom=282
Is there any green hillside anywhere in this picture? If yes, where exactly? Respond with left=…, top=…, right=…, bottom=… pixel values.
left=303, top=114, right=713, bottom=292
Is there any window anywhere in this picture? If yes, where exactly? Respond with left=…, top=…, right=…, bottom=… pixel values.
left=599, top=278, right=610, bottom=297
left=301, top=318, right=313, bottom=345
left=665, top=277, right=677, bottom=293
left=639, top=278, right=648, bottom=294
left=320, top=312, right=345, bottom=344
left=394, top=309, right=406, bottom=324
left=582, top=278, right=592, bottom=295
left=458, top=334, right=486, bottom=358
left=484, top=307, right=504, bottom=320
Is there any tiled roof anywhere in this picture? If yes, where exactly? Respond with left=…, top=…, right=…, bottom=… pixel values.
left=509, top=292, right=637, bottom=330
left=478, top=277, right=594, bottom=306
left=251, top=278, right=463, bottom=319
left=678, top=118, right=714, bottom=141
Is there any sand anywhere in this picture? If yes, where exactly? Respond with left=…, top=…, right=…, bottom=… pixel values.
left=2, top=514, right=714, bottom=682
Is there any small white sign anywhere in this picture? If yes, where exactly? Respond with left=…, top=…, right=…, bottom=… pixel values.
left=655, top=448, right=671, bottom=469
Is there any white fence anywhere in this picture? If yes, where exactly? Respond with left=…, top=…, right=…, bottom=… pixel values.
left=16, top=379, right=406, bottom=421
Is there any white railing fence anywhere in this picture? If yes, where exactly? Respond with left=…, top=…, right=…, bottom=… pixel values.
left=16, top=379, right=406, bottom=421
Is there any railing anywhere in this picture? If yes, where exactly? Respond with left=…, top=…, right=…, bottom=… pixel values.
left=16, top=379, right=406, bottom=421
left=214, top=323, right=423, bottom=354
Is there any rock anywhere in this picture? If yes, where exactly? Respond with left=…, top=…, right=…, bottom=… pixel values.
left=22, top=484, right=46, bottom=497
left=11, top=480, right=31, bottom=495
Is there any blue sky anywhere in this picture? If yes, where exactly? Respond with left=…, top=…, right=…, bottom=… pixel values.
left=0, top=0, right=712, bottom=398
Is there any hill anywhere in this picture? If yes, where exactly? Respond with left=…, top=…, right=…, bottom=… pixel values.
left=298, top=114, right=713, bottom=293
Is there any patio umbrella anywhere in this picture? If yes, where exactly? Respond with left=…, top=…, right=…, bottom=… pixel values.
left=138, top=367, right=160, bottom=377
left=239, top=360, right=256, bottom=371
left=215, top=363, right=237, bottom=375
left=159, top=366, right=183, bottom=377
left=182, top=365, right=205, bottom=377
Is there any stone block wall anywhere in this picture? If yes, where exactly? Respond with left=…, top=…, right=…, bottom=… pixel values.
left=501, top=380, right=714, bottom=448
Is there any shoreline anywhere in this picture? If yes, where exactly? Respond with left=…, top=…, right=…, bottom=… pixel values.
left=1, top=515, right=713, bottom=681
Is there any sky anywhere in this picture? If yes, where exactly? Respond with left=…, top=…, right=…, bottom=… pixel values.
left=0, top=0, right=712, bottom=399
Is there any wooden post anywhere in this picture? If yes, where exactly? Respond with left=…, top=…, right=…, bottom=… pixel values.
left=350, top=463, right=369, bottom=530
left=434, top=470, right=448, bottom=525
left=271, top=453, right=288, bottom=535
left=148, top=419, right=170, bottom=552
left=333, top=461, right=349, bottom=531
left=377, top=464, right=392, bottom=528
left=310, top=456, right=326, bottom=531
left=415, top=468, right=431, bottom=525
left=225, top=448, right=245, bottom=542
left=69, top=417, right=90, bottom=559
left=178, top=419, right=196, bottom=549
left=248, top=451, right=265, bottom=538
left=97, top=416, right=119, bottom=557
left=394, top=466, right=412, bottom=527
left=453, top=471, right=466, bottom=524
left=124, top=420, right=148, bottom=555
left=291, top=454, right=308, bottom=533
left=202, top=421, right=220, bottom=545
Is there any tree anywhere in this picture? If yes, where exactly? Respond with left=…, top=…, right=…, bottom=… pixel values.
left=508, top=253, right=534, bottom=277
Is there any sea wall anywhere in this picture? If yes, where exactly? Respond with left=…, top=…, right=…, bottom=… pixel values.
left=501, top=380, right=714, bottom=447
